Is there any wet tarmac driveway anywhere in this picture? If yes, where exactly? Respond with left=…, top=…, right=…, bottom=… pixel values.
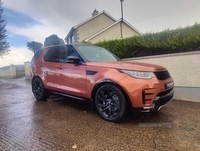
left=0, top=77, right=200, bottom=151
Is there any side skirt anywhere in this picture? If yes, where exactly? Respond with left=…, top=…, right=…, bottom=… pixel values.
left=50, top=91, right=91, bottom=102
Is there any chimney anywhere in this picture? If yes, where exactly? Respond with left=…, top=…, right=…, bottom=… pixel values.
left=92, top=9, right=99, bottom=17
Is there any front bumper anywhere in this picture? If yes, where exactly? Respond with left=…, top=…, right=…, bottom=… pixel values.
left=133, top=88, right=174, bottom=112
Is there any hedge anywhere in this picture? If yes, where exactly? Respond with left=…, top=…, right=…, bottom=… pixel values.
left=94, top=23, right=200, bottom=58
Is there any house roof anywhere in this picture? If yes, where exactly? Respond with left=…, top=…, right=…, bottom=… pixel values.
left=84, top=18, right=142, bottom=42
left=65, top=10, right=117, bottom=40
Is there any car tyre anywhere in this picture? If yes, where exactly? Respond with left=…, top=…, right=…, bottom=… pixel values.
left=95, top=84, right=127, bottom=122
left=32, top=77, right=49, bottom=101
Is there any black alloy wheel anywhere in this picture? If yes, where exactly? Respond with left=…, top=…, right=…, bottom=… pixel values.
left=32, top=77, right=49, bottom=100
left=95, top=84, right=127, bottom=122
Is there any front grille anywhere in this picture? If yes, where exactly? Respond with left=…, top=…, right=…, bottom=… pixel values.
left=154, top=71, right=170, bottom=80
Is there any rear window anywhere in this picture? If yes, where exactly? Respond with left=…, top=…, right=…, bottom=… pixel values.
left=31, top=49, right=44, bottom=63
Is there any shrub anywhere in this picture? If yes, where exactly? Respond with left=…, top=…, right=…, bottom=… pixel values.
left=94, top=23, right=200, bottom=58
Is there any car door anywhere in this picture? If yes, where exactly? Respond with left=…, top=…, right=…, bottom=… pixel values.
left=42, top=46, right=61, bottom=91
left=56, top=45, right=87, bottom=98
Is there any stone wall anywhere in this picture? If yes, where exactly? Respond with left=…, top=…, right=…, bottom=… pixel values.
left=24, top=62, right=31, bottom=79
left=0, top=65, right=25, bottom=78
left=0, top=65, right=16, bottom=78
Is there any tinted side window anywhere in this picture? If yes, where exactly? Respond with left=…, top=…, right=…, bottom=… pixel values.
left=60, top=45, right=80, bottom=63
left=43, top=47, right=60, bottom=62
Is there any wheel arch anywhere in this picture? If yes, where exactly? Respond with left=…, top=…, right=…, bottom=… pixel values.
left=31, top=75, right=49, bottom=100
left=31, top=75, right=46, bottom=90
left=91, top=79, right=132, bottom=110
left=31, top=75, right=42, bottom=84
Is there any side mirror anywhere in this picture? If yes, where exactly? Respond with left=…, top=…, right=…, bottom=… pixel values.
left=66, top=56, right=81, bottom=64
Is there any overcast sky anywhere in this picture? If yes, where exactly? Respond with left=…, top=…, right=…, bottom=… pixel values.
left=0, top=0, right=200, bottom=67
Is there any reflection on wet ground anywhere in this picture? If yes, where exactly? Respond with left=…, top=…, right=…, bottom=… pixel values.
left=0, top=77, right=200, bottom=151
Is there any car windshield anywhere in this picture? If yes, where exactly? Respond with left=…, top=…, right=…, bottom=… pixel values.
left=75, top=45, right=120, bottom=62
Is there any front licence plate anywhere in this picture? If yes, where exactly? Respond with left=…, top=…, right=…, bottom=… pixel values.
left=165, top=82, right=174, bottom=89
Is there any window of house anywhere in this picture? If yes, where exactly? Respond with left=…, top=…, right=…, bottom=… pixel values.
left=70, top=34, right=74, bottom=43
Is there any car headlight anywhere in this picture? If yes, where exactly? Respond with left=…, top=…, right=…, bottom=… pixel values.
left=119, top=69, right=155, bottom=79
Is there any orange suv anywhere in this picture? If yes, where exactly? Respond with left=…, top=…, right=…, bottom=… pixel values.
left=31, top=44, right=174, bottom=122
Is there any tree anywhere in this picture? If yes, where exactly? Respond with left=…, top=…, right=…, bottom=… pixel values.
left=0, top=0, right=10, bottom=57
left=27, top=41, right=43, bottom=54
left=44, top=34, right=64, bottom=47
